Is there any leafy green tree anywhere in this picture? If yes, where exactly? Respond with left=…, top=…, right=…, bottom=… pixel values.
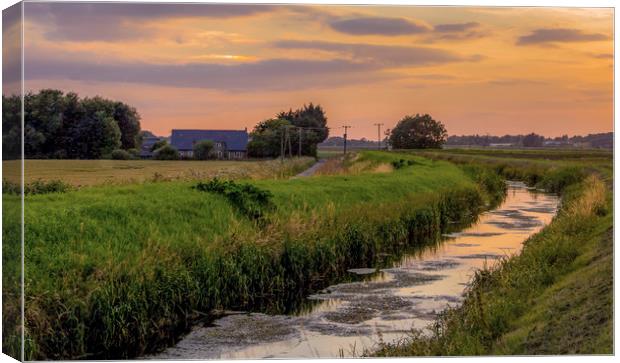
left=70, top=111, right=121, bottom=159
left=154, top=145, right=179, bottom=160
left=151, top=139, right=168, bottom=152
left=113, top=102, right=141, bottom=149
left=193, top=140, right=215, bottom=160
left=2, top=94, right=21, bottom=159
left=389, top=114, right=447, bottom=149
left=247, top=118, right=291, bottom=157
left=5, top=89, right=142, bottom=159
left=277, top=103, right=329, bottom=156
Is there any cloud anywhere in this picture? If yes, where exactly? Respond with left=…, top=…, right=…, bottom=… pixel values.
left=592, top=53, right=613, bottom=59
left=273, top=40, right=468, bottom=67
left=434, top=22, right=480, bottom=33
left=328, top=16, right=430, bottom=36
left=517, top=28, right=609, bottom=45
left=25, top=2, right=277, bottom=41
left=23, top=56, right=392, bottom=92
left=486, top=78, right=547, bottom=86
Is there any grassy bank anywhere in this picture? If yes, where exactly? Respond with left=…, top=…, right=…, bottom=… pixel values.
left=374, top=149, right=613, bottom=356
left=3, top=152, right=503, bottom=359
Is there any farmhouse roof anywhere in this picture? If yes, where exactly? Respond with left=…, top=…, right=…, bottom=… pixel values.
left=170, top=129, right=249, bottom=151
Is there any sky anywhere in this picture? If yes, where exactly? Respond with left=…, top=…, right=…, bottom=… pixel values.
left=5, top=2, right=614, bottom=139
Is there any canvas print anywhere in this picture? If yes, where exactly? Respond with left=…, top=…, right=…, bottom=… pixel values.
left=1, top=1, right=614, bottom=360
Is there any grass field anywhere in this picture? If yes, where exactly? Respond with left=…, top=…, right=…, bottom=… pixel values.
left=3, top=151, right=503, bottom=359
left=374, top=148, right=613, bottom=356
left=2, top=158, right=315, bottom=187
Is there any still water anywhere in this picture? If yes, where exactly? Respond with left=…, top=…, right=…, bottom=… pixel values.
left=151, top=181, right=559, bottom=359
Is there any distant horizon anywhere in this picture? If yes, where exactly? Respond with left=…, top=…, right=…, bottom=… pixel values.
left=5, top=3, right=613, bottom=139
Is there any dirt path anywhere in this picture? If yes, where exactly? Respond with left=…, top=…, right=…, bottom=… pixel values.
left=294, top=159, right=326, bottom=177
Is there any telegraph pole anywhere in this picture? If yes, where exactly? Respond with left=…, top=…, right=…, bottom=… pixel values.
left=298, top=127, right=302, bottom=157
left=373, top=123, right=384, bottom=150
left=342, top=125, right=352, bottom=155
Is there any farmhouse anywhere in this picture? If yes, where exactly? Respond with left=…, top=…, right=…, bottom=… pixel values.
left=170, top=129, right=249, bottom=159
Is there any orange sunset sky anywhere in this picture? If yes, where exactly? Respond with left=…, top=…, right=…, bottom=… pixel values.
left=9, top=3, right=615, bottom=139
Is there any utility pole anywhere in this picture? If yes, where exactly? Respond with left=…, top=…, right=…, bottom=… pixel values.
left=280, top=125, right=285, bottom=162
left=373, top=123, right=384, bottom=150
left=342, top=125, right=351, bottom=155
left=298, top=127, right=302, bottom=157
left=286, top=126, right=293, bottom=158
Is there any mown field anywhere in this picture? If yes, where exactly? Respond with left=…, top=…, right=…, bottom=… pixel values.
left=2, top=157, right=315, bottom=187
left=3, top=151, right=504, bottom=359
left=374, top=148, right=613, bottom=356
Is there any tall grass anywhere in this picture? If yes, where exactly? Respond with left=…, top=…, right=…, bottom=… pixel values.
left=3, top=152, right=503, bottom=359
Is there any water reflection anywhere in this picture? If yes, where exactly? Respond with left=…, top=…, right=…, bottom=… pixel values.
left=150, top=181, right=559, bottom=359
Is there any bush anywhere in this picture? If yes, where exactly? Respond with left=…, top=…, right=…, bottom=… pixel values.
left=154, top=145, right=179, bottom=160
left=3, top=179, right=72, bottom=195
left=127, top=148, right=140, bottom=158
left=193, top=140, right=215, bottom=160
left=194, top=178, right=275, bottom=220
left=111, top=149, right=132, bottom=160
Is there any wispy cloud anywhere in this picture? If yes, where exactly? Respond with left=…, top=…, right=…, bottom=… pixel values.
left=25, top=2, right=277, bottom=41
left=273, top=40, right=473, bottom=66
left=328, top=16, right=430, bottom=36
left=517, top=28, right=609, bottom=45
left=24, top=57, right=391, bottom=92
left=434, top=22, right=480, bottom=33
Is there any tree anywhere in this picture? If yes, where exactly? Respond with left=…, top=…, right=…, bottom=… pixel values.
left=193, top=140, right=214, bottom=160
left=5, top=89, right=142, bottom=159
left=2, top=94, right=21, bottom=159
left=389, top=114, right=447, bottom=149
left=522, top=133, right=545, bottom=147
left=113, top=102, right=141, bottom=149
left=247, top=118, right=291, bottom=158
left=69, top=111, right=121, bottom=159
left=154, top=145, right=179, bottom=160
left=277, top=103, right=329, bottom=156
left=151, top=139, right=168, bottom=152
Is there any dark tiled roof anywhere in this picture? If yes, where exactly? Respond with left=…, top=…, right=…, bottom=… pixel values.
left=170, top=129, right=248, bottom=151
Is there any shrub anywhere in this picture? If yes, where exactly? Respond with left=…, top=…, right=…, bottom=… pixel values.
left=194, top=178, right=275, bottom=220
left=111, top=149, right=132, bottom=160
left=127, top=148, right=140, bottom=158
left=193, top=140, right=215, bottom=160
left=154, top=145, right=180, bottom=160
left=3, top=179, right=72, bottom=195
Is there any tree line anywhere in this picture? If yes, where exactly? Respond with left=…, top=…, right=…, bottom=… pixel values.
left=446, top=132, right=613, bottom=148
left=3, top=89, right=141, bottom=160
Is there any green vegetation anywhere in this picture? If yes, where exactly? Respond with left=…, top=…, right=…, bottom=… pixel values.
left=3, top=151, right=501, bottom=359
left=154, top=144, right=180, bottom=160
left=111, top=149, right=132, bottom=160
left=193, top=140, right=214, bottom=160
left=247, top=103, right=329, bottom=157
left=374, top=148, right=613, bottom=356
left=3, top=89, right=141, bottom=159
left=194, top=179, right=275, bottom=221
left=389, top=114, right=447, bottom=149
left=3, top=179, right=72, bottom=195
